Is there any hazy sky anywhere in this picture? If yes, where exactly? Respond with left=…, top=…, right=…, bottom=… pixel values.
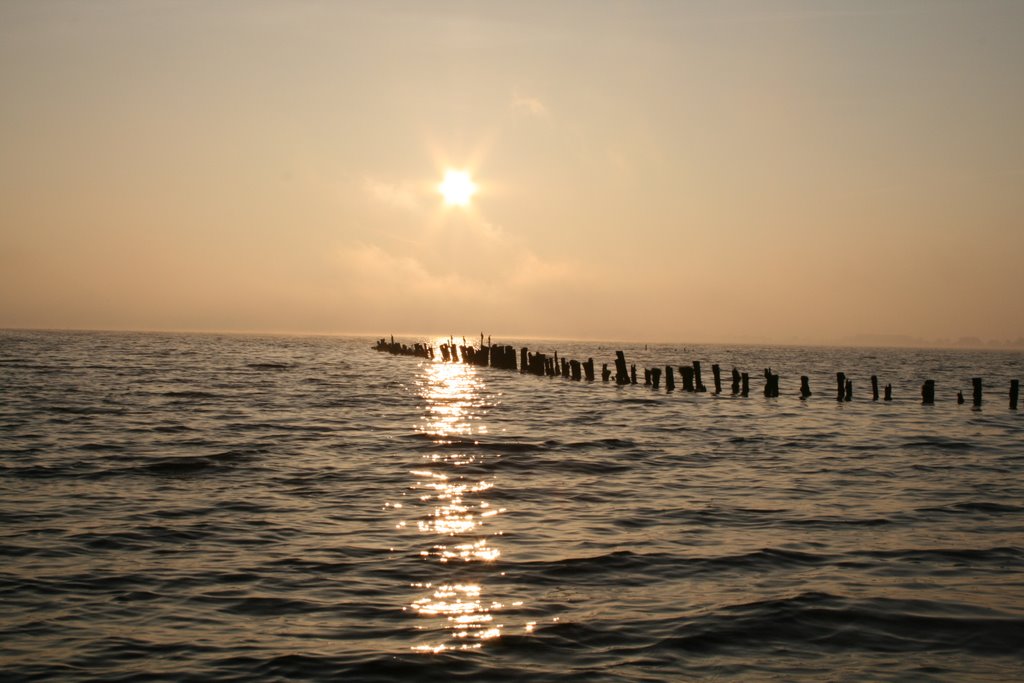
left=2, top=0, right=1022, bottom=345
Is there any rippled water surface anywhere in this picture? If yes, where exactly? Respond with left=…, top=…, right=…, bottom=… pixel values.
left=2, top=330, right=1023, bottom=681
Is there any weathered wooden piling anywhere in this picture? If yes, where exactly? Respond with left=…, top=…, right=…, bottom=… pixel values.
left=631, top=364, right=638, bottom=384
left=614, top=351, right=629, bottom=385
left=922, top=379, right=935, bottom=405
left=693, top=361, right=707, bottom=392
left=602, top=363, right=611, bottom=382
left=561, top=358, right=570, bottom=378
left=520, top=348, right=528, bottom=374
left=680, top=366, right=695, bottom=392
left=972, top=378, right=982, bottom=407
left=741, top=372, right=749, bottom=397
left=957, top=391, right=965, bottom=405
left=1011, top=380, right=1019, bottom=409
left=836, top=372, right=846, bottom=402
left=884, top=384, right=892, bottom=401
left=800, top=375, right=811, bottom=399
left=763, top=369, right=779, bottom=398
left=871, top=375, right=879, bottom=401
left=570, top=359, right=582, bottom=381
left=644, top=368, right=651, bottom=385
left=845, top=379, right=852, bottom=402
left=584, top=358, right=595, bottom=381
left=711, top=364, right=722, bottom=395
left=665, top=366, right=676, bottom=392
left=731, top=367, right=741, bottom=395
left=651, top=367, right=662, bottom=389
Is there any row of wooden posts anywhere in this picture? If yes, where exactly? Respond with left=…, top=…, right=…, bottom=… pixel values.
left=374, top=336, right=1020, bottom=410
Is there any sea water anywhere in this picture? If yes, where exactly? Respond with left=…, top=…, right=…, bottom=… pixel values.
left=1, top=330, right=1022, bottom=681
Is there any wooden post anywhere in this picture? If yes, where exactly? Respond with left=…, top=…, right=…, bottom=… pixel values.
left=836, top=372, right=846, bottom=402
left=644, top=368, right=651, bottom=385
left=561, top=358, right=570, bottom=378
left=651, top=367, right=662, bottom=389
left=631, top=364, right=638, bottom=384
left=680, top=366, right=695, bottom=392
left=614, top=351, right=629, bottom=385
left=1011, top=379, right=1019, bottom=409
left=845, top=379, right=852, bottom=402
left=711, top=364, right=722, bottom=395
left=957, top=391, right=965, bottom=405
left=570, top=359, right=582, bottom=381
left=800, top=375, right=811, bottom=399
left=763, top=370, right=779, bottom=398
left=972, top=377, right=982, bottom=407
left=884, top=384, right=892, bottom=401
left=602, top=363, right=611, bottom=382
left=665, top=365, right=675, bottom=392
left=922, top=379, right=935, bottom=405
left=520, top=347, right=528, bottom=374
left=741, top=372, right=749, bottom=397
left=693, top=361, right=707, bottom=392
left=871, top=375, right=879, bottom=401
left=584, top=358, right=595, bottom=381
left=731, top=367, right=741, bottom=395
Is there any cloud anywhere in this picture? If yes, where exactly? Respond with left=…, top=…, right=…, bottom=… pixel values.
left=363, top=177, right=421, bottom=211
left=511, top=93, right=548, bottom=117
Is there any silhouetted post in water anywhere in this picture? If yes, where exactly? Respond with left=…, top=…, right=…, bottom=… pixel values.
left=731, top=367, right=741, bottom=395
left=666, top=366, right=676, bottom=392
left=584, top=358, right=595, bottom=381
left=845, top=379, right=853, bottom=402
left=711, top=364, right=722, bottom=395
left=520, top=348, right=528, bottom=373
left=561, top=358, right=570, bottom=378
left=741, top=372, right=749, bottom=397
left=957, top=391, right=965, bottom=405
left=836, top=372, right=846, bottom=402
left=631, top=364, right=638, bottom=384
left=680, top=366, right=695, bottom=392
left=570, top=360, right=582, bottom=381
left=602, top=363, right=611, bottom=382
left=884, top=384, right=893, bottom=401
left=800, top=376, right=811, bottom=399
left=922, top=379, right=935, bottom=405
left=614, top=351, right=630, bottom=385
left=1011, top=380, right=1019, bottom=409
left=693, top=361, right=707, bottom=392
left=651, top=367, right=662, bottom=389
left=763, top=369, right=779, bottom=398
left=972, top=378, right=982, bottom=407
left=871, top=375, right=879, bottom=401
left=644, top=368, right=651, bottom=385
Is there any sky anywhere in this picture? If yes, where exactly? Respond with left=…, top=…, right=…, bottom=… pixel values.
left=1, top=0, right=1022, bottom=346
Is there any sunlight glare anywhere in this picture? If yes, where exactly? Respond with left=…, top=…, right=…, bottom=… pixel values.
left=439, top=170, right=477, bottom=206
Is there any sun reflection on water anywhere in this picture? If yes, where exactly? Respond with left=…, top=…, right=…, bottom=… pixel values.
left=395, top=351, right=518, bottom=652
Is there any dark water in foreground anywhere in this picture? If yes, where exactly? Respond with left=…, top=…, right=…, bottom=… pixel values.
left=2, top=330, right=1023, bottom=681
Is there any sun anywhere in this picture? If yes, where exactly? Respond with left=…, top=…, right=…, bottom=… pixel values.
left=438, top=170, right=477, bottom=206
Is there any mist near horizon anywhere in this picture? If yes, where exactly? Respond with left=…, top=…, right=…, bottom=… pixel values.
left=2, top=1, right=1022, bottom=346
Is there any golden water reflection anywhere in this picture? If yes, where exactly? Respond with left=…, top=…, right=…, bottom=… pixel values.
left=398, top=351, right=519, bottom=652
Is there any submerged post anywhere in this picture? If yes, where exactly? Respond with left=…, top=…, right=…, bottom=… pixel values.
left=845, top=379, right=853, bottom=402
left=602, top=363, right=611, bottom=382
left=741, top=372, right=749, bottom=397
left=972, top=377, right=982, bottom=407
left=631, top=364, right=638, bottom=384
left=680, top=366, right=695, bottom=392
left=665, top=365, right=675, bottom=392
left=922, top=379, right=936, bottom=405
left=651, top=367, right=662, bottom=389
left=1011, top=380, right=1019, bottom=410
left=836, top=372, right=846, bottom=402
left=731, top=367, right=741, bottom=395
left=800, top=375, right=811, bottom=399
left=957, top=391, right=965, bottom=405
left=520, top=348, right=528, bottom=374
left=884, top=383, right=893, bottom=401
left=711, top=364, right=722, bottom=395
left=693, top=361, right=707, bottom=392
left=584, top=358, right=595, bottom=381
left=871, top=375, right=879, bottom=401
left=614, top=351, right=629, bottom=385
